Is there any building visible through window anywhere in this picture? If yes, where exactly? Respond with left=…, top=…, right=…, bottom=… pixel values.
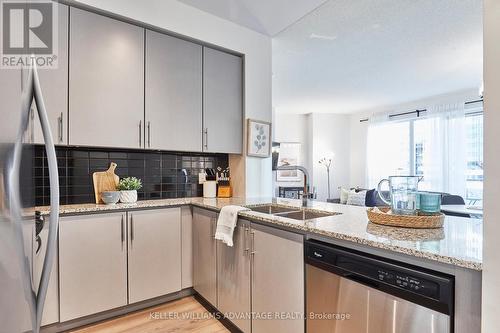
left=367, top=101, right=483, bottom=206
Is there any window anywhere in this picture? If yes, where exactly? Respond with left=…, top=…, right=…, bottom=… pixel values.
left=465, top=113, right=483, bottom=205
left=367, top=102, right=483, bottom=206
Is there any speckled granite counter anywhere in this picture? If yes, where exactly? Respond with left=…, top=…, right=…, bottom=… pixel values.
left=36, top=197, right=483, bottom=271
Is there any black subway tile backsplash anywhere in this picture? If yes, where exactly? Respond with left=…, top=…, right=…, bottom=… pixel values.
left=34, top=145, right=228, bottom=206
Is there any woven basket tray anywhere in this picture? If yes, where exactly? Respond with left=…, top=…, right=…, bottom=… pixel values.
left=366, top=207, right=445, bottom=229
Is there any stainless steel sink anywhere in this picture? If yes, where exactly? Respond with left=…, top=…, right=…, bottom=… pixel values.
left=248, top=204, right=340, bottom=221
left=249, top=204, right=301, bottom=214
left=276, top=210, right=339, bottom=221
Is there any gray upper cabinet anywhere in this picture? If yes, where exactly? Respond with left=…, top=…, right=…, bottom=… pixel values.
left=69, top=8, right=144, bottom=148
left=145, top=30, right=203, bottom=152
left=30, top=3, right=68, bottom=145
left=203, top=47, right=243, bottom=154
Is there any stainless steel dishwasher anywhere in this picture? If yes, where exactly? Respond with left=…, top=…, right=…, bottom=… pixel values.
left=305, top=239, right=454, bottom=333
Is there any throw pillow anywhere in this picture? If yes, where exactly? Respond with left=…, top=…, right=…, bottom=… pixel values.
left=347, top=190, right=367, bottom=206
left=340, top=187, right=350, bottom=204
left=365, top=189, right=378, bottom=207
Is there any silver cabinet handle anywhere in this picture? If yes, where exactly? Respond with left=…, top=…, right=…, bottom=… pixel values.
left=147, top=121, right=151, bottom=148
left=203, top=128, right=208, bottom=150
left=121, top=214, right=125, bottom=250
left=244, top=226, right=249, bottom=256
left=250, top=229, right=255, bottom=291
left=139, top=121, right=142, bottom=147
left=250, top=230, right=255, bottom=256
left=30, top=107, right=35, bottom=143
left=130, top=214, right=134, bottom=245
left=58, top=112, right=63, bottom=143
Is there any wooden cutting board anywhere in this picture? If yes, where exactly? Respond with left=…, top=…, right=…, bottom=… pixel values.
left=92, top=162, right=119, bottom=204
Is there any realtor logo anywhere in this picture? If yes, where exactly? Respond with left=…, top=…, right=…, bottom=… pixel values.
left=1, top=0, right=58, bottom=68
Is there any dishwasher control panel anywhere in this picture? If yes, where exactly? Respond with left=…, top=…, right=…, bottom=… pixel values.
left=305, top=239, right=454, bottom=315
left=376, top=269, right=438, bottom=298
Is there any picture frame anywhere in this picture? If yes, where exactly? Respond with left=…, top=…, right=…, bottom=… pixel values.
left=276, top=142, right=302, bottom=182
left=247, top=119, right=272, bottom=158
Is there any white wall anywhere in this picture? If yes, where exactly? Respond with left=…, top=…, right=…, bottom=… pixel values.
left=482, top=0, right=500, bottom=331
left=273, top=113, right=310, bottom=191
left=274, top=113, right=351, bottom=200
left=74, top=0, right=273, bottom=197
left=310, top=114, right=351, bottom=201
left=349, top=114, right=369, bottom=187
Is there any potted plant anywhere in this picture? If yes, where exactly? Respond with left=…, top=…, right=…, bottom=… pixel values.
left=117, top=177, right=142, bottom=203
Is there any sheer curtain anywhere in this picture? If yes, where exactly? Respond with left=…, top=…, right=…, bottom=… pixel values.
left=366, top=113, right=411, bottom=188
left=366, top=102, right=467, bottom=196
left=418, top=102, right=467, bottom=197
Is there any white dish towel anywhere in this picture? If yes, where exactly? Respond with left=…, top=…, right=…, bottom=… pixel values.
left=215, top=205, right=250, bottom=247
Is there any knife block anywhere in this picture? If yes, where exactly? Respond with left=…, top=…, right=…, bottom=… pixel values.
left=217, top=185, right=232, bottom=198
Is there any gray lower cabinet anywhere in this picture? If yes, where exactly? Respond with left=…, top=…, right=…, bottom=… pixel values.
left=217, top=219, right=251, bottom=333
left=195, top=208, right=304, bottom=333
left=145, top=30, right=203, bottom=151
left=127, top=208, right=182, bottom=303
left=192, top=207, right=218, bottom=307
left=69, top=8, right=144, bottom=148
left=251, top=223, right=304, bottom=333
left=59, top=213, right=128, bottom=322
left=29, top=2, right=68, bottom=145
left=203, top=47, right=243, bottom=154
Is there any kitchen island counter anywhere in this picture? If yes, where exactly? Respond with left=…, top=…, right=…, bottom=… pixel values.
left=36, top=197, right=483, bottom=271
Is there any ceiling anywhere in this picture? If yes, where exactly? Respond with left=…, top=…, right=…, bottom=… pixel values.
left=177, top=0, right=329, bottom=36
left=273, top=0, right=483, bottom=114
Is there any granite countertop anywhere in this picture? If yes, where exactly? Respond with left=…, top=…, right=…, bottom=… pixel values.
left=36, top=197, right=483, bottom=271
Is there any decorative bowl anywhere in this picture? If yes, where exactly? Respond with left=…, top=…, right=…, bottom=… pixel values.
left=101, top=191, right=120, bottom=205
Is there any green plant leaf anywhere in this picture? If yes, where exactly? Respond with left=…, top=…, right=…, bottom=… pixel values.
left=117, top=177, right=143, bottom=191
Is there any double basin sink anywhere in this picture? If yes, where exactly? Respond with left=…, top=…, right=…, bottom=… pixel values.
left=248, top=204, right=340, bottom=221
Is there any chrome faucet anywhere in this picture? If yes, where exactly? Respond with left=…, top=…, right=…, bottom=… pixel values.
left=277, top=165, right=311, bottom=206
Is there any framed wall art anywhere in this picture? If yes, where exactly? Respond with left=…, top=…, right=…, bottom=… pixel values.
left=276, top=142, right=301, bottom=181
left=247, top=119, right=271, bottom=157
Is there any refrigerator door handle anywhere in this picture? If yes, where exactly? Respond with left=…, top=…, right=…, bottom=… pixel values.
left=29, top=64, right=60, bottom=333
left=8, top=65, right=37, bottom=332
left=6, top=63, right=55, bottom=333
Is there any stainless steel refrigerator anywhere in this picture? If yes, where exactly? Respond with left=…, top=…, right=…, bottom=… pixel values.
left=0, top=65, right=60, bottom=333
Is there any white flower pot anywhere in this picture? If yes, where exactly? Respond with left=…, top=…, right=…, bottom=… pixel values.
left=120, top=190, right=138, bottom=203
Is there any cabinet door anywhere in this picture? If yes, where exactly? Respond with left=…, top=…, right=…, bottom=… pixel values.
left=69, top=8, right=144, bottom=148
left=192, top=207, right=217, bottom=307
left=29, top=3, right=68, bottom=145
left=59, top=213, right=127, bottom=322
left=203, top=47, right=243, bottom=154
left=251, top=224, right=304, bottom=333
left=217, top=219, right=251, bottom=333
left=145, top=30, right=202, bottom=151
left=33, top=222, right=59, bottom=326
left=128, top=208, right=182, bottom=303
